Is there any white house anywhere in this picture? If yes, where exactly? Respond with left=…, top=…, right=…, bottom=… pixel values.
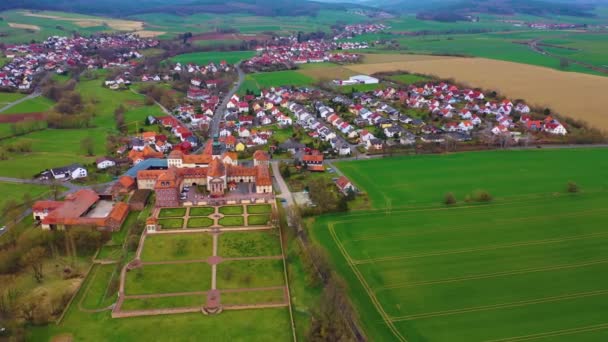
left=50, top=164, right=87, bottom=180
left=96, top=157, right=116, bottom=170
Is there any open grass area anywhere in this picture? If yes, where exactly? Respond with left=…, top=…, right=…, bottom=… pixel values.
left=186, top=217, right=214, bottom=228
left=121, top=294, right=206, bottom=311
left=386, top=73, right=430, bottom=84
left=170, top=51, right=255, bottom=65
left=81, top=264, right=117, bottom=310
left=96, top=244, right=123, bottom=261
left=247, top=204, right=272, bottom=214
left=157, top=218, right=184, bottom=229
left=219, top=205, right=244, bottom=215
left=217, top=259, right=285, bottom=289
left=158, top=207, right=187, bottom=217
left=312, top=148, right=608, bottom=341
left=30, top=297, right=291, bottom=341
left=337, top=83, right=385, bottom=94
left=140, top=233, right=213, bottom=262
left=219, top=216, right=245, bottom=227
left=0, top=92, right=26, bottom=106
left=248, top=71, right=315, bottom=89
left=218, top=230, right=282, bottom=258
left=1, top=96, right=55, bottom=114
left=0, top=181, right=53, bottom=214
left=221, top=288, right=286, bottom=306
left=248, top=214, right=271, bottom=226
left=125, top=263, right=211, bottom=295
left=189, top=206, right=215, bottom=216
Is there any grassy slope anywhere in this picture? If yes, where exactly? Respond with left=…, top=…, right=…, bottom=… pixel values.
left=311, top=148, right=608, bottom=341
left=0, top=181, right=52, bottom=211
left=1, top=96, right=55, bottom=114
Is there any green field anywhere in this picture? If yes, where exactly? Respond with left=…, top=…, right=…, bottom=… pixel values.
left=217, top=259, right=285, bottom=289
left=0, top=92, right=26, bottom=106
left=158, top=207, right=187, bottom=217
left=312, top=148, right=608, bottom=341
left=81, top=264, right=117, bottom=310
left=0, top=96, right=55, bottom=114
left=170, top=51, right=255, bottom=65
left=125, top=263, right=211, bottom=295
left=121, top=294, right=206, bottom=311
left=248, top=214, right=271, bottom=226
left=157, top=218, right=184, bottom=229
left=189, top=206, right=215, bottom=216
left=140, top=233, right=213, bottom=262
left=219, top=205, right=244, bottom=215
left=247, top=204, right=272, bottom=214
left=386, top=73, right=430, bottom=85
left=186, top=217, right=214, bottom=228
left=0, top=181, right=53, bottom=214
left=245, top=71, right=315, bottom=90
left=218, top=230, right=282, bottom=258
left=219, top=216, right=245, bottom=227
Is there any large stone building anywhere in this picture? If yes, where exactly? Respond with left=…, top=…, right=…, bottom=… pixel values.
left=136, top=140, right=272, bottom=207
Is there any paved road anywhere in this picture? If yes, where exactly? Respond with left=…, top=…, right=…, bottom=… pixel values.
left=271, top=161, right=295, bottom=207
left=211, top=63, right=244, bottom=137
left=0, top=90, right=41, bottom=113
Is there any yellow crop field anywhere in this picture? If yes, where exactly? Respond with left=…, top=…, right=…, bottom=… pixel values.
left=133, top=30, right=166, bottom=38
left=7, top=22, right=41, bottom=31
left=348, top=54, right=608, bottom=130
left=19, top=11, right=143, bottom=31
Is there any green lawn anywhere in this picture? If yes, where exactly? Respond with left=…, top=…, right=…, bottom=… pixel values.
left=218, top=230, right=282, bottom=258
left=121, top=294, right=206, bottom=311
left=248, top=71, right=315, bottom=89
left=312, top=148, right=608, bottom=341
left=170, top=51, right=255, bottom=65
left=247, top=204, right=272, bottom=214
left=0, top=92, right=26, bottom=106
left=219, top=205, right=244, bottom=215
left=338, top=83, right=385, bottom=94
left=80, top=264, right=117, bottom=310
left=1, top=96, right=55, bottom=114
left=140, top=233, right=213, bottom=262
left=217, top=259, right=285, bottom=289
left=218, top=216, right=245, bottom=227
left=158, top=208, right=187, bottom=217
left=96, top=245, right=123, bottom=261
left=387, top=73, right=430, bottom=85
left=186, top=217, right=214, bottom=228
left=248, top=214, right=270, bottom=226
left=0, top=181, right=53, bottom=214
left=189, top=206, right=215, bottom=216
left=157, top=218, right=184, bottom=229
left=125, top=263, right=212, bottom=295
left=221, top=288, right=286, bottom=306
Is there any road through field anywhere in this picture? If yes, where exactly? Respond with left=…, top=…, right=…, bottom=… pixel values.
left=347, top=54, right=608, bottom=130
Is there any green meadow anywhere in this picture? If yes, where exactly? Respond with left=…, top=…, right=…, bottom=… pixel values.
left=244, top=71, right=315, bottom=91
left=312, top=148, right=608, bottom=341
left=1, top=96, right=55, bottom=114
left=170, top=51, right=255, bottom=65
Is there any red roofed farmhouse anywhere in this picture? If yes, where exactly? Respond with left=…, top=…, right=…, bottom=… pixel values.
left=32, top=189, right=130, bottom=231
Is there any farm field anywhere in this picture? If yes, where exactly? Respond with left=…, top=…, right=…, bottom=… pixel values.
left=312, top=148, right=608, bottom=341
left=0, top=181, right=53, bottom=212
left=0, top=10, right=147, bottom=43
left=0, top=96, right=55, bottom=114
left=296, top=62, right=358, bottom=82
left=346, top=54, right=608, bottom=130
left=246, top=71, right=315, bottom=90
left=170, top=51, right=256, bottom=65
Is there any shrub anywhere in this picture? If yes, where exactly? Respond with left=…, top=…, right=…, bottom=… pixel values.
left=567, top=181, right=579, bottom=193
left=444, top=192, right=456, bottom=205
left=473, top=190, right=492, bottom=203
